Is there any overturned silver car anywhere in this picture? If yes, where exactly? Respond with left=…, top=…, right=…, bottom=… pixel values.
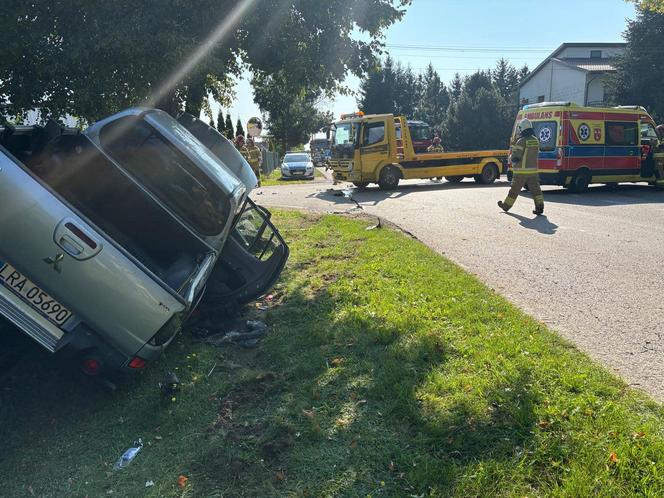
left=0, top=108, right=287, bottom=374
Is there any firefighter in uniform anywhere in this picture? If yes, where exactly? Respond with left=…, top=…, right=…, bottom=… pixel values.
left=427, top=136, right=444, bottom=153
left=498, top=118, right=544, bottom=215
left=235, top=135, right=263, bottom=186
left=654, top=124, right=664, bottom=189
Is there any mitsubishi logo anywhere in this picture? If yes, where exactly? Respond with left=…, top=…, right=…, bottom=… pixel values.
left=43, top=253, right=65, bottom=273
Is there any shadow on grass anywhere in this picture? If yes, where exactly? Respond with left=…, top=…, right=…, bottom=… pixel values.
left=187, top=282, right=541, bottom=497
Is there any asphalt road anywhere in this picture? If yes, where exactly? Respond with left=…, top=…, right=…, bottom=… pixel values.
left=256, top=175, right=664, bottom=401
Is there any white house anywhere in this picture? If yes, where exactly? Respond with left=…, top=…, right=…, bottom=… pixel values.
left=519, top=43, right=626, bottom=107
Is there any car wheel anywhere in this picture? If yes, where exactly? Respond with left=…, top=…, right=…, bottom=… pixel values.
left=445, top=176, right=464, bottom=183
left=353, top=182, right=370, bottom=190
left=475, top=163, right=499, bottom=184
left=378, top=166, right=400, bottom=191
left=569, top=170, right=591, bottom=193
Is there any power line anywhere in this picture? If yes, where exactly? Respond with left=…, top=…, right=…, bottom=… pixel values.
left=386, top=43, right=554, bottom=53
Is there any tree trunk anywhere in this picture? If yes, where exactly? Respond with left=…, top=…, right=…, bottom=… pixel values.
left=185, top=74, right=207, bottom=117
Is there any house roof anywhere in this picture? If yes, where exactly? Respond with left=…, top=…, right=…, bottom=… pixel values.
left=520, top=42, right=625, bottom=86
left=552, top=58, right=616, bottom=72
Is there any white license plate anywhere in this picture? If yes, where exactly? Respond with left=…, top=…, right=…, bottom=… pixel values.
left=0, top=261, right=72, bottom=326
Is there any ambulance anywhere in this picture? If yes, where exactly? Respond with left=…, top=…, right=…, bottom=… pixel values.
left=512, top=102, right=660, bottom=192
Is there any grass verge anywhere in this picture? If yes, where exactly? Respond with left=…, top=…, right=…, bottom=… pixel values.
left=0, top=210, right=662, bottom=497
left=261, top=167, right=325, bottom=187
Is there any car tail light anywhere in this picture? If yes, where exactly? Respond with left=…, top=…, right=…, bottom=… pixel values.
left=128, top=356, right=147, bottom=369
left=81, top=358, right=102, bottom=376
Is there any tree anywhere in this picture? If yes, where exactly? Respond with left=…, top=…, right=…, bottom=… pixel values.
left=358, top=56, right=421, bottom=118
left=609, top=8, right=664, bottom=121
left=0, top=0, right=411, bottom=121
left=450, top=73, right=463, bottom=102
left=417, top=64, right=449, bottom=127
left=492, top=59, right=520, bottom=102
left=518, top=65, right=530, bottom=84
left=224, top=113, right=235, bottom=140
left=629, top=0, right=664, bottom=12
left=442, top=71, right=512, bottom=151
left=252, top=71, right=333, bottom=155
left=358, top=60, right=396, bottom=115
left=236, top=118, right=245, bottom=138
left=216, top=109, right=226, bottom=135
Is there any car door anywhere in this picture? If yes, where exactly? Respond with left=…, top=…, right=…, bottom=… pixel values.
left=0, top=146, right=183, bottom=354
left=202, top=199, right=289, bottom=311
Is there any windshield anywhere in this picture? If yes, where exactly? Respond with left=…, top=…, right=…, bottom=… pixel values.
left=332, top=122, right=357, bottom=146
left=284, top=154, right=310, bottom=163
left=100, top=117, right=230, bottom=236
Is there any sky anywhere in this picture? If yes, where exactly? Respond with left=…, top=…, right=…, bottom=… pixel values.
left=217, top=0, right=637, bottom=131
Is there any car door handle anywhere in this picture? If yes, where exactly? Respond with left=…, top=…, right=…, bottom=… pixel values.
left=54, top=218, right=103, bottom=261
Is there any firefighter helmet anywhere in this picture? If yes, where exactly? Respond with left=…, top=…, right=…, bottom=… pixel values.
left=656, top=124, right=664, bottom=138
left=518, top=118, right=533, bottom=133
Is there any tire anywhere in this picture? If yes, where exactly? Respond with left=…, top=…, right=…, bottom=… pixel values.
left=445, top=176, right=464, bottom=183
left=569, top=170, right=591, bottom=193
left=475, top=163, right=500, bottom=185
left=378, top=166, right=401, bottom=191
left=353, top=182, right=369, bottom=190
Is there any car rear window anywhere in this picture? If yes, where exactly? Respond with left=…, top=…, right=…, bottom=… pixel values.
left=100, top=117, right=229, bottom=236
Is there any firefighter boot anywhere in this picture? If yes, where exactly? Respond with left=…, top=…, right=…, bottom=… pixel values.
left=497, top=201, right=510, bottom=212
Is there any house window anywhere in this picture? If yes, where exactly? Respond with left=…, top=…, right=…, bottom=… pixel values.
left=537, top=95, right=545, bottom=103
left=590, top=50, right=602, bottom=59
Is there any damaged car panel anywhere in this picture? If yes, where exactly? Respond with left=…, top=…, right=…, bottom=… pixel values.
left=0, top=108, right=288, bottom=374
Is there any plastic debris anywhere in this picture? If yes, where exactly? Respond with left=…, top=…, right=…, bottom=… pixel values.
left=159, top=372, right=181, bottom=398
left=177, top=475, right=189, bottom=488
left=145, top=480, right=155, bottom=487
left=113, top=438, right=143, bottom=470
left=202, top=320, right=269, bottom=349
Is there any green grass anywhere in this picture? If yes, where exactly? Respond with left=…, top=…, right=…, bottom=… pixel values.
left=0, top=210, right=662, bottom=497
left=261, top=167, right=325, bottom=186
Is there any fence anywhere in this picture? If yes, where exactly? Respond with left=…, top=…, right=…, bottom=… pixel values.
left=261, top=150, right=280, bottom=176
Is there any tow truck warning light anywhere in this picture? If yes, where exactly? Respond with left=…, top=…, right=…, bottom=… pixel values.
left=340, top=111, right=365, bottom=120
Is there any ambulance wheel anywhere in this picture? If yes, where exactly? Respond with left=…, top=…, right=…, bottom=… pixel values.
left=353, top=182, right=369, bottom=190
left=569, top=170, right=591, bottom=193
left=475, top=163, right=500, bottom=184
left=378, top=166, right=401, bottom=191
left=445, top=176, right=464, bottom=183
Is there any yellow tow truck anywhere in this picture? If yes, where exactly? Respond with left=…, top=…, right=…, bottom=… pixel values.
left=328, top=112, right=508, bottom=190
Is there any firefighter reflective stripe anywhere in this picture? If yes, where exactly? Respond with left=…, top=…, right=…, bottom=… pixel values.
left=512, top=136, right=539, bottom=174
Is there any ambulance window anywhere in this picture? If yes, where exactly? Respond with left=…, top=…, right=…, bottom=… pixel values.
left=363, top=122, right=385, bottom=146
left=533, top=121, right=557, bottom=151
left=641, top=123, right=658, bottom=140
left=605, top=122, right=638, bottom=146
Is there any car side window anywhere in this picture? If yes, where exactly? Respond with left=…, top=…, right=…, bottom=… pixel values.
left=363, top=122, right=385, bottom=146
left=641, top=123, right=658, bottom=140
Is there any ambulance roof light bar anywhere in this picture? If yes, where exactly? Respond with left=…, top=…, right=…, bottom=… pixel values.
left=614, top=105, right=647, bottom=112
left=522, top=101, right=572, bottom=110
left=340, top=111, right=365, bottom=120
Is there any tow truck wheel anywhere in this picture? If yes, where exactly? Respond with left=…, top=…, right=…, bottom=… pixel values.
left=569, top=170, right=591, bottom=193
left=353, top=182, right=369, bottom=190
left=445, top=176, right=464, bottom=183
left=475, top=163, right=500, bottom=184
left=378, top=166, right=400, bottom=191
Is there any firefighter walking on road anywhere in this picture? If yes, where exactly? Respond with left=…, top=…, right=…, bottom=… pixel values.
left=498, top=118, right=544, bottom=215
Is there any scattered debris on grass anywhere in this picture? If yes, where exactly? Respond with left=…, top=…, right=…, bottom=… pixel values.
left=159, top=372, right=181, bottom=399
left=112, top=438, right=143, bottom=471
left=197, top=320, right=269, bottom=349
